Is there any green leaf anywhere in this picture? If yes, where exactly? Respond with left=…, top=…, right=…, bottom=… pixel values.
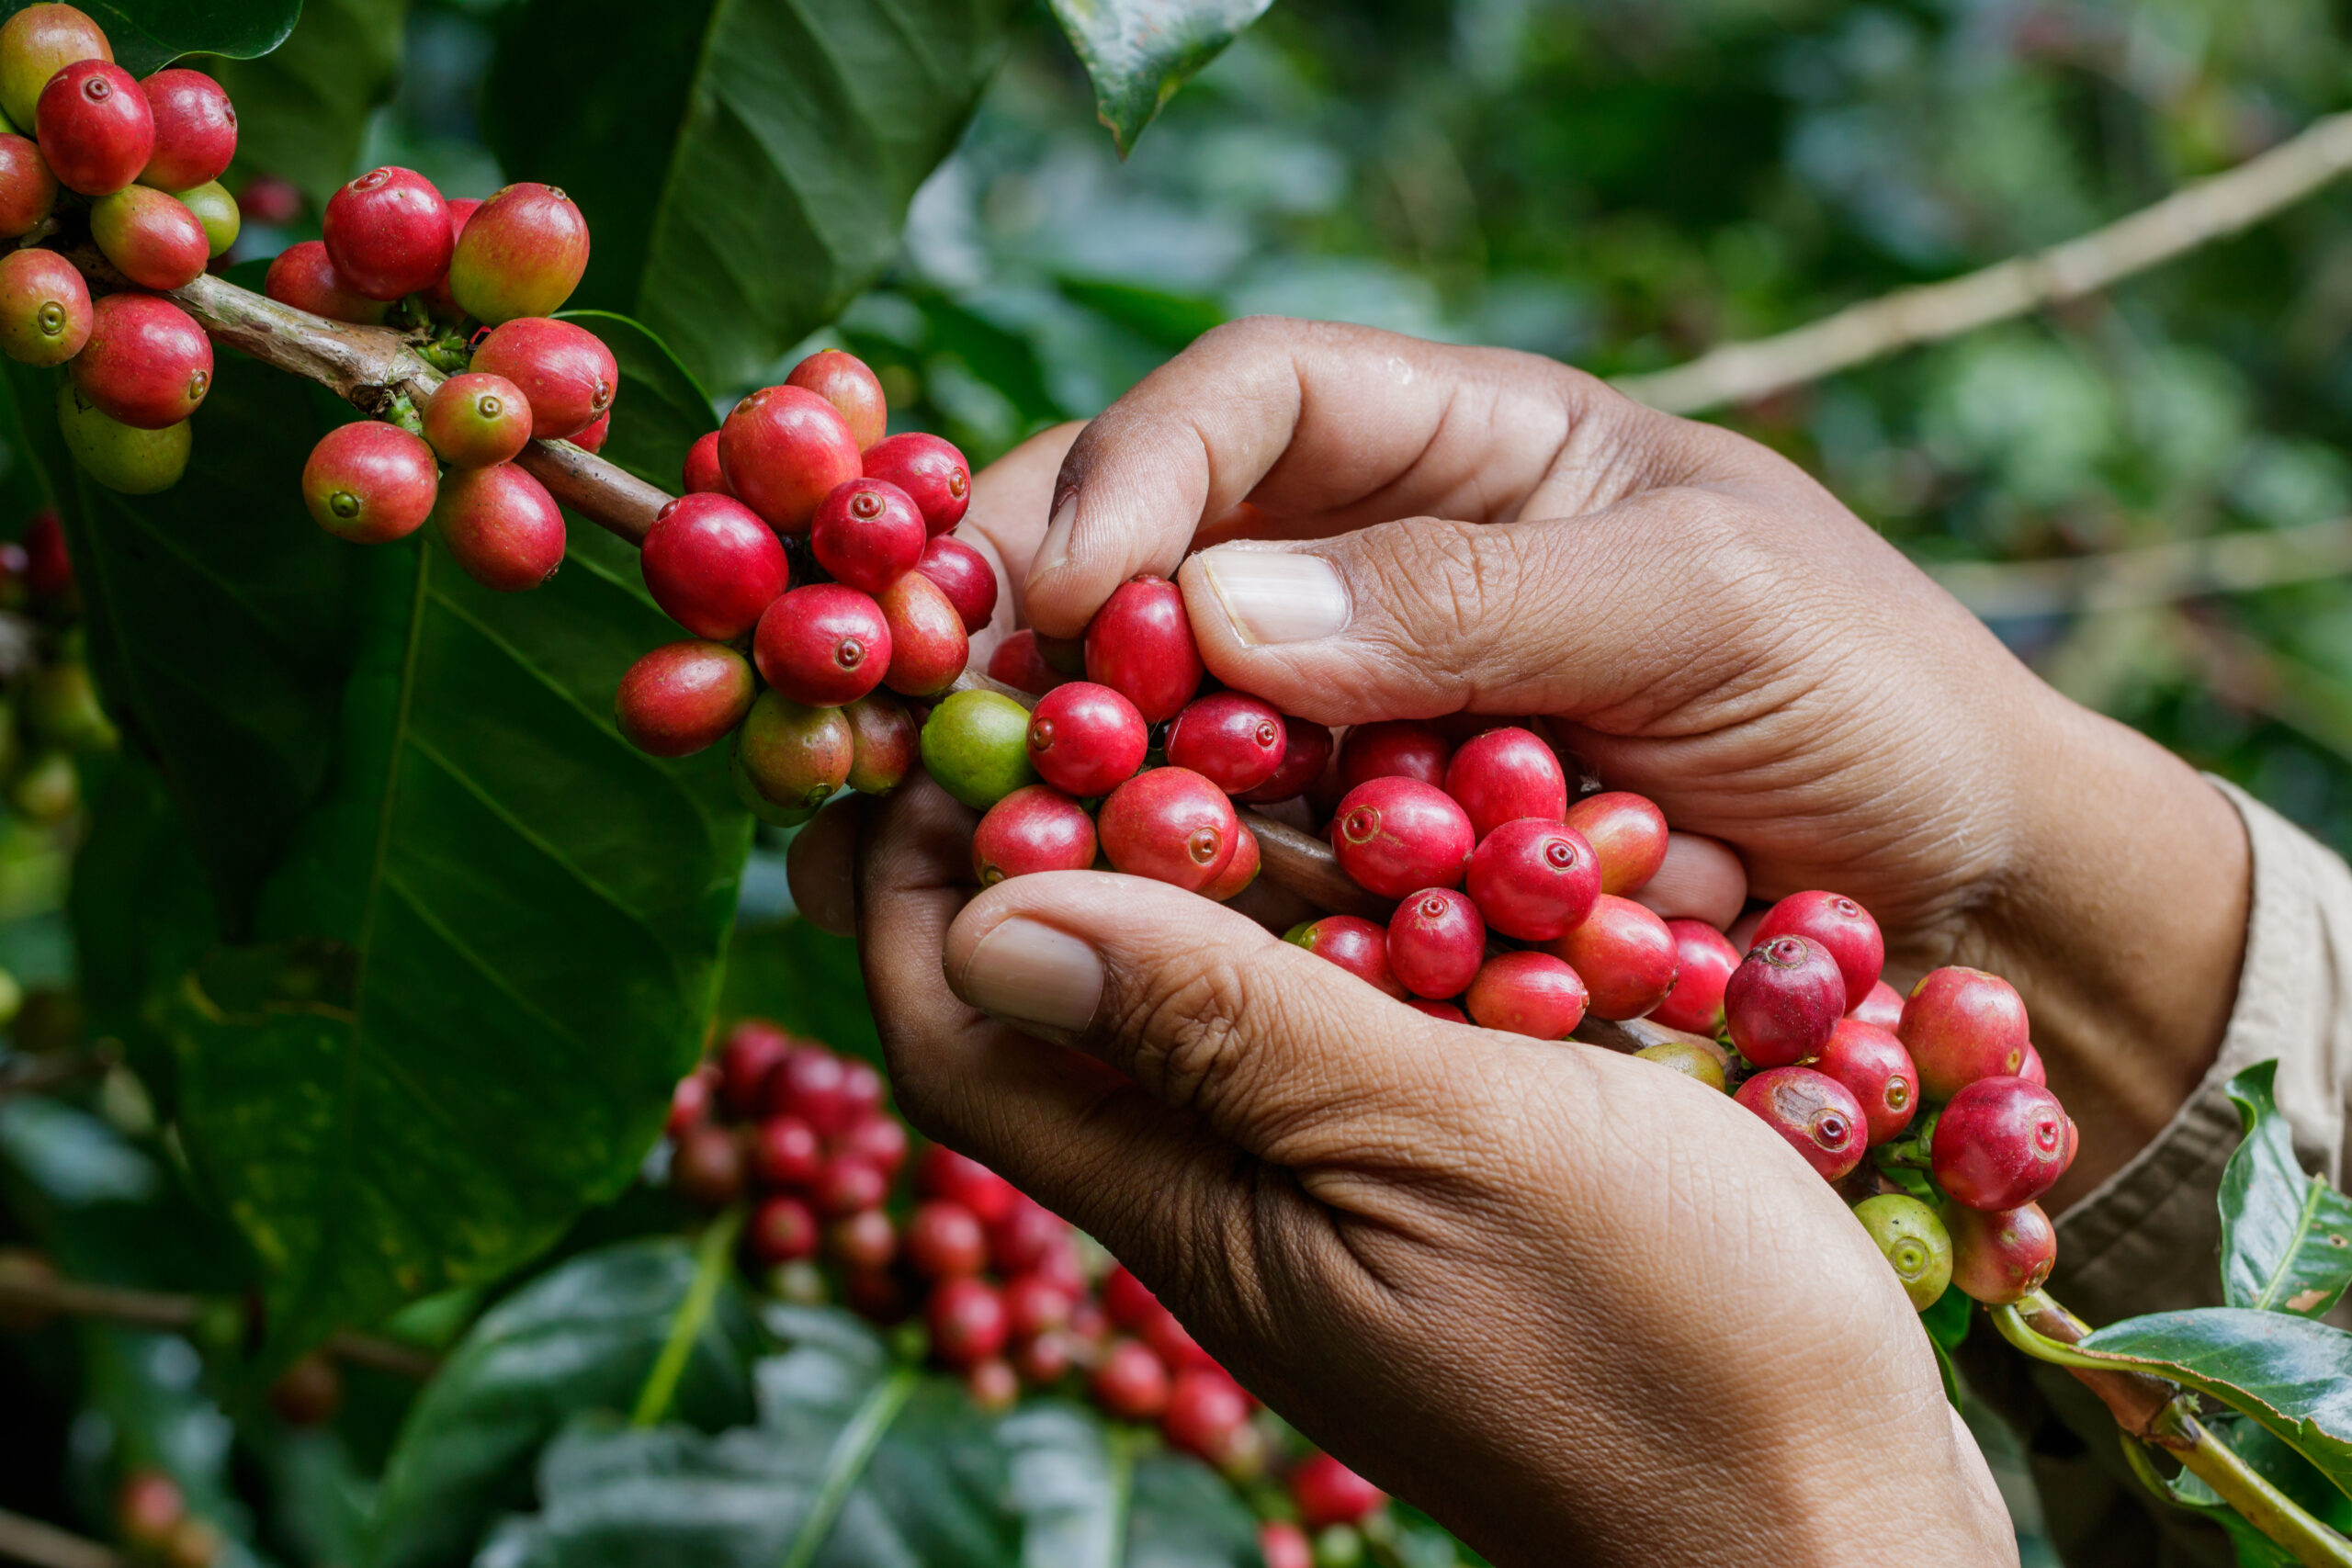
left=72, top=751, right=217, bottom=1100
left=1124, top=1450, right=1261, bottom=1567
left=0, top=0, right=300, bottom=75
left=557, top=312, right=718, bottom=494
left=481, top=0, right=1023, bottom=391
left=1920, top=1284, right=1971, bottom=1406
left=2221, top=1061, right=2352, bottom=1317
left=212, top=0, right=412, bottom=209
left=370, top=1237, right=763, bottom=1568
left=1045, top=0, right=1276, bottom=155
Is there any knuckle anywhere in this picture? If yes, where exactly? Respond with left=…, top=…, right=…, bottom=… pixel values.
left=1109, top=956, right=1268, bottom=1116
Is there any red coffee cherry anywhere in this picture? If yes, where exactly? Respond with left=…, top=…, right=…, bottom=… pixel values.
left=832, top=1111, right=908, bottom=1178
left=1026, top=681, right=1148, bottom=797
left=322, top=165, right=450, bottom=300
left=874, top=569, right=968, bottom=697
left=1407, top=998, right=1469, bottom=1023
left=1163, top=1367, right=1254, bottom=1467
left=1649, top=919, right=1741, bottom=1035
left=719, top=1020, right=794, bottom=1115
left=1733, top=1066, right=1866, bottom=1180
left=22, top=509, right=69, bottom=601
left=267, top=1351, right=345, bottom=1427
left=571, top=412, right=606, bottom=457
left=842, top=691, right=919, bottom=795
left=988, top=629, right=1065, bottom=696
left=1464, top=951, right=1589, bottom=1040
left=914, top=534, right=998, bottom=634
left=1084, top=575, right=1204, bottom=724
left=1102, top=1263, right=1161, bottom=1330
left=1261, top=1521, right=1314, bottom=1568
left=1753, top=890, right=1884, bottom=1009
left=1442, top=727, right=1567, bottom=840
left=469, top=317, right=616, bottom=441
left=973, top=784, right=1096, bottom=885
left=419, top=196, right=480, bottom=320
left=826, top=1208, right=897, bottom=1270
left=614, top=641, right=755, bottom=759
left=966, top=1357, right=1020, bottom=1412
left=838, top=1058, right=887, bottom=1122
left=784, top=348, right=887, bottom=450
left=1848, top=978, right=1905, bottom=1031
left=992, top=1198, right=1071, bottom=1278
left=1090, top=1337, right=1170, bottom=1420
left=432, top=463, right=566, bottom=591
left=449, top=181, right=589, bottom=322
left=642, top=493, right=791, bottom=641
left=1386, top=887, right=1485, bottom=1000
left=1463, top=818, right=1600, bottom=941
left=0, top=6, right=109, bottom=131
left=1201, top=823, right=1260, bottom=902
left=422, top=372, right=533, bottom=469
left=73, top=293, right=210, bottom=429
left=1723, top=933, right=1847, bottom=1068
left=1099, top=767, right=1238, bottom=891
left=1287, top=914, right=1405, bottom=998
left=2018, top=1042, right=2046, bottom=1088
left=1563, top=791, right=1669, bottom=895
left=752, top=583, right=888, bottom=707
left=1932, top=1075, right=2069, bottom=1211
left=1545, top=895, right=1677, bottom=1020
left=718, top=385, right=862, bottom=533
left=682, top=430, right=729, bottom=495
left=733, top=691, right=853, bottom=819
left=0, top=134, right=56, bottom=237
left=1292, top=1453, right=1386, bottom=1531
left=1329, top=776, right=1474, bottom=897
left=265, top=240, right=389, bottom=325
left=928, top=1277, right=1010, bottom=1371
left=1233, top=716, right=1332, bottom=805
left=1003, top=1271, right=1076, bottom=1340
left=810, top=475, right=925, bottom=593
left=861, top=431, right=970, bottom=535
left=918, top=1145, right=1018, bottom=1224
left=0, top=247, right=88, bottom=366
left=905, top=1200, right=989, bottom=1279
left=1336, top=719, right=1452, bottom=793
left=115, top=1469, right=187, bottom=1553
left=1165, top=692, right=1286, bottom=794
left=90, top=186, right=207, bottom=289
left=37, top=60, right=152, bottom=196
left=1947, top=1201, right=2056, bottom=1304
left=749, top=1114, right=821, bottom=1189
left=812, top=1156, right=888, bottom=1218
left=664, top=1070, right=713, bottom=1140
left=670, top=1122, right=745, bottom=1208
left=1812, top=1017, right=1918, bottom=1146
left=1898, top=966, right=2030, bottom=1101
left=746, top=1194, right=819, bottom=1264
left=770, top=1045, right=855, bottom=1134
left=137, top=68, right=235, bottom=190
left=302, top=422, right=438, bottom=545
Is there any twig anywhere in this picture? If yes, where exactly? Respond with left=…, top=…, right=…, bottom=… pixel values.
left=1616, top=111, right=2352, bottom=414
left=0, top=1050, right=113, bottom=1104
left=0, top=1508, right=118, bottom=1568
left=1930, top=518, right=2352, bottom=619
left=0, top=1269, right=439, bottom=1378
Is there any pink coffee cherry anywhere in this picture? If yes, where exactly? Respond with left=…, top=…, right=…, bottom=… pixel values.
left=1026, top=681, right=1148, bottom=797
left=1464, top=951, right=1588, bottom=1039
left=754, top=583, right=890, bottom=707
left=1165, top=692, right=1286, bottom=795
left=972, top=785, right=1097, bottom=885
left=1649, top=919, right=1741, bottom=1035
left=322, top=165, right=451, bottom=300
left=861, top=432, right=971, bottom=536
left=1723, top=933, right=1847, bottom=1068
left=1084, top=575, right=1203, bottom=724
left=1563, top=791, right=1669, bottom=896
left=811, top=475, right=926, bottom=594
left=1291, top=1453, right=1387, bottom=1531
left=1234, top=716, right=1332, bottom=805
left=1463, top=818, right=1600, bottom=941
left=1753, top=890, right=1884, bottom=1008
left=1385, top=888, right=1485, bottom=1000
left=1287, top=915, right=1404, bottom=998
left=2018, top=1043, right=2046, bottom=1087
left=1947, top=1201, right=2056, bottom=1304
left=139, top=69, right=237, bottom=191
left=614, top=641, right=755, bottom=759
left=1734, top=1066, right=1867, bottom=1180
left=1898, top=966, right=2030, bottom=1101
left=38, top=61, right=152, bottom=197
left=1442, top=727, right=1567, bottom=840
left=1329, top=777, right=1474, bottom=898
left=1810, top=1018, right=1918, bottom=1145
left=1406, top=998, right=1468, bottom=1023
left=1847, top=978, right=1905, bottom=1031
left=1337, top=719, right=1451, bottom=793
left=640, top=493, right=790, bottom=641
left=1098, top=767, right=1238, bottom=892
left=916, top=535, right=999, bottom=634
left=1545, top=895, right=1676, bottom=1020
left=720, top=385, right=862, bottom=533
left=1201, top=825, right=1260, bottom=902
left=683, top=431, right=729, bottom=495
left=1931, top=1076, right=2070, bottom=1211
left=785, top=348, right=888, bottom=450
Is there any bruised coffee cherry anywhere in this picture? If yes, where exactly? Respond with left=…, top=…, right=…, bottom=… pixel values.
left=265, top=240, right=389, bottom=325
left=915, top=534, right=998, bottom=634
left=1852, top=1193, right=1952, bottom=1311
left=449, top=181, right=589, bottom=323
left=1464, top=950, right=1589, bottom=1039
left=875, top=569, right=967, bottom=697
left=56, top=380, right=187, bottom=493
left=642, top=492, right=791, bottom=641
left=1634, top=1038, right=1730, bottom=1091
left=432, top=463, right=567, bottom=592
left=615, top=641, right=754, bottom=759
left=1442, top=727, right=1567, bottom=840
left=1026, top=681, right=1148, bottom=797
left=323, top=165, right=451, bottom=300
left=1287, top=914, right=1404, bottom=998
left=73, top=292, right=209, bottom=429
left=1329, top=777, right=1474, bottom=898
left=811, top=475, right=925, bottom=594
left=0, top=247, right=88, bottom=366
left=1811, top=1017, right=1918, bottom=1146
left=1648, top=919, right=1741, bottom=1035
left=1464, top=818, right=1599, bottom=942
left=91, top=185, right=207, bottom=289
left=0, top=133, right=55, bottom=237
left=1235, top=716, right=1332, bottom=805
left=301, top=422, right=439, bottom=545
left=1100, top=766, right=1238, bottom=892
left=1931, top=1075, right=2069, bottom=1211
left=138, top=69, right=235, bottom=190
left=37, top=60, right=151, bottom=196
left=1563, top=791, right=1669, bottom=896
left=1723, top=933, right=1846, bottom=1068
left=861, top=431, right=970, bottom=535
left=1084, top=574, right=1203, bottom=724
left=423, top=372, right=534, bottom=469
left=1733, top=1066, right=1866, bottom=1180
left=785, top=348, right=887, bottom=450
left=753, top=582, right=889, bottom=708
left=732, top=691, right=853, bottom=821
left=1386, top=887, right=1484, bottom=1000
left=1166, top=691, right=1285, bottom=795
left=0, top=5, right=109, bottom=132
left=682, top=429, right=729, bottom=495
left=1899, top=966, right=2030, bottom=1101
left=1947, top=1201, right=2056, bottom=1305
left=469, top=316, right=616, bottom=441
left=842, top=691, right=918, bottom=795
left=1546, top=895, right=1677, bottom=1020
left=921, top=688, right=1039, bottom=810
left=973, top=784, right=1096, bottom=885
left=719, top=385, right=862, bottom=534
left=1754, top=890, right=1884, bottom=1009
left=175, top=179, right=238, bottom=256
left=1337, top=719, right=1452, bottom=794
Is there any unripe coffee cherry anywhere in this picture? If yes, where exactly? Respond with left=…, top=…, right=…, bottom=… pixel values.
left=921, top=689, right=1039, bottom=810
left=905, top=1200, right=989, bottom=1278
left=0, top=133, right=56, bottom=236
left=137, top=69, right=235, bottom=190
left=719, top=385, right=861, bottom=532
left=615, top=641, right=754, bottom=758
left=1386, top=887, right=1485, bottom=1000
left=1100, top=767, right=1238, bottom=891
left=1442, top=727, right=1567, bottom=840
left=322, top=165, right=450, bottom=300
left=37, top=60, right=150, bottom=196
left=432, top=463, right=566, bottom=591
left=641, top=493, right=790, bottom=641
left=875, top=569, right=967, bottom=696
left=1464, top=818, right=1600, bottom=941
left=1091, top=1337, right=1170, bottom=1420
left=175, top=179, right=238, bottom=255
left=1329, top=777, right=1474, bottom=897
left=1166, top=691, right=1285, bottom=794
left=1545, top=894, right=1677, bottom=1020
left=1899, top=967, right=2030, bottom=1101
left=1026, top=680, right=1147, bottom=796
left=1084, top=574, right=1203, bottom=724
left=469, top=317, right=616, bottom=441
left=1754, top=890, right=1884, bottom=1009
left=0, top=247, right=88, bottom=366
left=1812, top=1018, right=1918, bottom=1145
left=732, top=691, right=852, bottom=820
left=784, top=348, right=887, bottom=449
left=265, top=240, right=389, bottom=325
left=1848, top=978, right=1905, bottom=1031
left=682, top=429, right=729, bottom=495
left=1852, top=1194, right=1952, bottom=1311
left=861, top=431, right=970, bottom=535
left=752, top=582, right=887, bottom=707
left=810, top=475, right=924, bottom=593
left=988, top=629, right=1064, bottom=696
left=1292, top=1454, right=1385, bottom=1531
left=973, top=784, right=1096, bottom=885
left=302, top=422, right=438, bottom=545
left=0, top=6, right=107, bottom=130
left=74, top=293, right=210, bottom=429
left=1287, top=914, right=1405, bottom=998
left=422, top=372, right=533, bottom=469
left=842, top=691, right=917, bottom=795
left=1734, top=1066, right=1867, bottom=1180
left=1563, top=791, right=1669, bottom=895
left=1947, top=1201, right=2056, bottom=1305
left=449, top=181, right=589, bottom=322
left=915, top=534, right=998, bottom=634
left=1634, top=1038, right=1730, bottom=1091
left=1649, top=919, right=1741, bottom=1035
left=90, top=185, right=207, bottom=288
left=1235, top=716, right=1332, bottom=805
left=1336, top=719, right=1451, bottom=793
left=1932, top=1075, right=2069, bottom=1211
left=1723, top=933, right=1847, bottom=1067
left=928, top=1276, right=1010, bottom=1370
left=1464, top=951, right=1589, bottom=1039
left=56, top=380, right=187, bottom=493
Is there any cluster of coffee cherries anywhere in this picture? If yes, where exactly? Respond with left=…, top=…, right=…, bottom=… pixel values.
left=609, top=349, right=984, bottom=832
left=0, top=5, right=242, bottom=493
left=662, top=1020, right=1391, bottom=1567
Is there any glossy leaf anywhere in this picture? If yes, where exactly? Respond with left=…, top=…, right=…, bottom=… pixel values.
left=1045, top=0, right=1275, bottom=155
left=2221, top=1061, right=2352, bottom=1318
left=558, top=311, right=718, bottom=494
left=0, top=0, right=300, bottom=76
left=213, top=0, right=411, bottom=208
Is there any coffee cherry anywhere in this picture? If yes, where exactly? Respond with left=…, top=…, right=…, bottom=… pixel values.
left=1852, top=1194, right=1952, bottom=1311
left=1386, top=887, right=1485, bottom=1000
left=747, top=1194, right=819, bottom=1264
left=959, top=1356, right=1016, bottom=1412
left=826, top=1207, right=897, bottom=1270
left=928, top=1276, right=1010, bottom=1370
left=265, top=240, right=389, bottom=325
left=906, top=1200, right=989, bottom=1279
left=1336, top=719, right=1451, bottom=794
left=432, top=463, right=566, bottom=591
left=0, top=6, right=107, bottom=130
left=1261, top=1521, right=1315, bottom=1568
left=1932, top=1075, right=2069, bottom=1210
left=322, top=166, right=450, bottom=300
left=1542, top=894, right=1678, bottom=1021
left=2018, top=1042, right=2046, bottom=1088
left=813, top=1155, right=888, bottom=1218
left=74, top=292, right=209, bottom=429
left=1442, top=727, right=1566, bottom=840
left=921, top=688, right=1039, bottom=809
left=1100, top=1263, right=1160, bottom=1329
left=1463, top=818, right=1600, bottom=941
left=1406, top=998, right=1468, bottom=1022
left=1085, top=575, right=1203, bottom=724
left=1287, top=914, right=1405, bottom=998
left=1234, top=716, right=1333, bottom=805
left=993, top=1200, right=1071, bottom=1278
left=915, top=534, right=997, bottom=634
left=161, top=1517, right=222, bottom=1568
left=1947, top=1201, right=2056, bottom=1304
left=1090, top=1337, right=1170, bottom=1419
left=1166, top=692, right=1286, bottom=794
left=422, top=372, right=534, bottom=469
left=1812, top=1018, right=1918, bottom=1146
left=0, top=247, right=87, bottom=365
left=838, top=1057, right=886, bottom=1122
left=302, top=422, right=438, bottom=545
left=833, top=1111, right=909, bottom=1178
left=1293, top=1453, right=1385, bottom=1531
left=862, top=431, right=970, bottom=535
left=720, top=1019, right=793, bottom=1112
left=1163, top=1367, right=1254, bottom=1466
left=671, top=1122, right=745, bottom=1208
left=842, top=691, right=917, bottom=795
left=1899, top=967, right=2030, bottom=1100
left=770, top=1045, right=856, bottom=1134
left=872, top=570, right=965, bottom=695
left=1034, top=631, right=1087, bottom=678
left=1734, top=1066, right=1866, bottom=1180
left=719, top=385, right=862, bottom=533
left=115, top=1468, right=186, bottom=1552
left=615, top=641, right=754, bottom=759
left=1634, top=1038, right=1730, bottom=1091
left=573, top=413, right=608, bottom=457
left=919, top=1145, right=1018, bottom=1224
left=1563, top=791, right=1669, bottom=895
left=176, top=179, right=237, bottom=255
left=56, top=380, right=187, bottom=493
left=1002, top=1272, right=1076, bottom=1341
left=37, top=61, right=149, bottom=196
left=810, top=475, right=924, bottom=593
left=1329, top=777, right=1474, bottom=897
left=1753, top=890, right=1883, bottom=1009
left=784, top=348, right=887, bottom=450
left=0, top=133, right=55, bottom=236
left=1723, top=933, right=1846, bottom=1068
left=682, top=430, right=729, bottom=495
left=665, top=1070, right=714, bottom=1139
left=1649, top=919, right=1741, bottom=1035
left=1201, top=824, right=1261, bottom=901
left=1848, top=978, right=1905, bottom=1031
left=266, top=1347, right=341, bottom=1426
left=418, top=196, right=479, bottom=319
left=469, top=317, right=616, bottom=441
left=22, top=510, right=69, bottom=602
left=637, top=493, right=787, bottom=642
left=1099, top=766, right=1238, bottom=891
left=448, top=181, right=588, bottom=322
left=973, top=784, right=1096, bottom=885
left=987, top=629, right=1064, bottom=696
left=137, top=69, right=234, bottom=190
left=733, top=692, right=853, bottom=818
left=90, top=185, right=206, bottom=288
left=1026, top=681, right=1148, bottom=797
left=1464, top=951, right=1589, bottom=1039
left=750, top=1113, right=821, bottom=1187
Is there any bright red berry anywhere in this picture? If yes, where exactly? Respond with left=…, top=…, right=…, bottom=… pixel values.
left=1899, top=967, right=2030, bottom=1101
left=1336, top=719, right=1451, bottom=793
left=1084, top=575, right=1203, bottom=724
left=750, top=1114, right=822, bottom=1189
left=1563, top=792, right=1669, bottom=896
left=449, top=181, right=589, bottom=323
left=468, top=317, right=616, bottom=441
left=831, top=1111, right=908, bottom=1177
left=719, top=1020, right=792, bottom=1114
left=302, top=422, right=438, bottom=545
left=1848, top=978, right=1905, bottom=1031
left=432, top=463, right=566, bottom=592
left=0, top=247, right=88, bottom=366
left=1026, top=681, right=1148, bottom=797
left=1812, top=1018, right=1918, bottom=1146
left=73, top=292, right=209, bottom=429
left=1932, top=1076, right=2069, bottom=1211
left=1442, top=727, right=1566, bottom=840
left=571, top=410, right=607, bottom=454
left=784, top=349, right=887, bottom=450
left=2018, top=1042, right=2046, bottom=1088
left=810, top=475, right=925, bottom=593
left=718, top=385, right=861, bottom=533
left=37, top=60, right=151, bottom=196
left=812, top=1156, right=888, bottom=1217
left=641, top=493, right=790, bottom=640
left=1545, top=895, right=1677, bottom=1020
left=987, top=628, right=1064, bottom=696
left=416, top=196, right=480, bottom=319
left=1162, top=1367, right=1254, bottom=1466
left=1329, top=776, right=1474, bottom=898
left=664, top=1071, right=713, bottom=1139
left=0, top=134, right=56, bottom=238
left=137, top=69, right=235, bottom=190
left=861, top=432, right=969, bottom=535
left=1734, top=1066, right=1866, bottom=1180
left=1724, top=933, right=1847, bottom=1067
left=753, top=583, right=889, bottom=707
left=875, top=570, right=967, bottom=697
left=1464, top=818, right=1600, bottom=941
left=905, top=1201, right=989, bottom=1278
left=1287, top=915, right=1405, bottom=998
left=768, top=1046, right=854, bottom=1134
left=1002, top=1270, right=1076, bottom=1339
left=1386, top=887, right=1485, bottom=1000
left=1292, top=1453, right=1385, bottom=1530
left=264, top=240, right=388, bottom=325
left=1947, top=1201, right=2056, bottom=1304
left=322, top=165, right=450, bottom=300
left=991, top=1199, right=1071, bottom=1277
left=916, top=534, right=998, bottom=634
left=746, top=1194, right=819, bottom=1264
left=88, top=185, right=205, bottom=289
left=1234, top=716, right=1332, bottom=805
left=1649, top=919, right=1741, bottom=1035
left=1089, top=1337, right=1170, bottom=1420
left=1753, top=891, right=1883, bottom=1010
left=928, top=1277, right=1010, bottom=1370
left=1099, top=767, right=1238, bottom=892
left=1165, top=692, right=1285, bottom=794
left=675, top=433, right=727, bottom=500
left=918, top=1145, right=1018, bottom=1224
left=1464, top=951, right=1589, bottom=1039
left=973, top=784, right=1097, bottom=885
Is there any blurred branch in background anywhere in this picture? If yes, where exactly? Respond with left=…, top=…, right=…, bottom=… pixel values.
left=2173, top=613, right=2352, bottom=768
left=0, top=1509, right=118, bottom=1568
left=0, top=1270, right=440, bottom=1380
left=1930, top=518, right=2352, bottom=618
left=0, top=1050, right=112, bottom=1105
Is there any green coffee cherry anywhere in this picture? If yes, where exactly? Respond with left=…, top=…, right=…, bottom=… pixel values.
left=920, top=689, right=1037, bottom=810
left=57, top=381, right=189, bottom=495
left=1852, top=1193, right=1954, bottom=1312
left=1635, top=1038, right=1730, bottom=1092
left=175, top=180, right=241, bottom=257
left=732, top=692, right=852, bottom=822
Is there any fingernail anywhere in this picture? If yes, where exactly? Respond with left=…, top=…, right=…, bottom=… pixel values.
left=956, top=917, right=1103, bottom=1032
left=1034, top=489, right=1080, bottom=579
left=1197, top=547, right=1351, bottom=646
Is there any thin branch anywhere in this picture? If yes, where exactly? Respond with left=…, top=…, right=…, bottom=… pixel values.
left=0, top=1269, right=439, bottom=1378
left=1930, top=518, right=2352, bottom=619
left=1616, top=110, right=2352, bottom=415
left=0, top=1050, right=114, bottom=1104
left=0, top=1508, right=118, bottom=1568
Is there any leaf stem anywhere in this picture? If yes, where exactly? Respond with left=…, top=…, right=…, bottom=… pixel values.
left=628, top=1204, right=744, bottom=1427
left=776, top=1365, right=919, bottom=1568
